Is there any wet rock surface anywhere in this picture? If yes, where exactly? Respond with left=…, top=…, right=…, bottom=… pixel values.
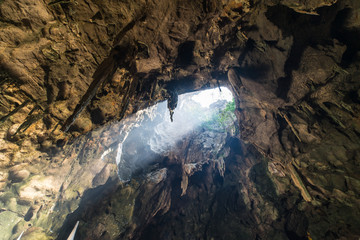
left=0, top=0, right=360, bottom=239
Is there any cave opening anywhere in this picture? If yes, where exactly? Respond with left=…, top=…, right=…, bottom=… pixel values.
left=2, top=0, right=360, bottom=239
left=105, top=87, right=237, bottom=182
left=56, top=86, right=238, bottom=239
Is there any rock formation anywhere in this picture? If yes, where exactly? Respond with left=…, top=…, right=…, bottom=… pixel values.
left=0, top=0, right=360, bottom=239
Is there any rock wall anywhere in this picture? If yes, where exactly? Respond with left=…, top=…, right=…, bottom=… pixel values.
left=0, top=0, right=360, bottom=239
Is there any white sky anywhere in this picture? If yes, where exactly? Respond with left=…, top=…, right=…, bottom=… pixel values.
left=191, top=87, right=233, bottom=108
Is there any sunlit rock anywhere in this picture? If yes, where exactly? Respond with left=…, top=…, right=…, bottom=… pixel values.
left=0, top=0, right=360, bottom=239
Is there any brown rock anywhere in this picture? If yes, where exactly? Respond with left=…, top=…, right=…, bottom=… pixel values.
left=9, top=167, right=30, bottom=183
left=1, top=0, right=360, bottom=239
left=0, top=171, right=8, bottom=182
left=7, top=124, right=20, bottom=137
left=17, top=197, right=33, bottom=206
left=0, top=153, right=11, bottom=167
left=40, top=140, right=53, bottom=151
left=73, top=116, right=93, bottom=133
left=0, top=182, right=6, bottom=190
left=57, top=81, right=73, bottom=100
left=92, top=164, right=112, bottom=187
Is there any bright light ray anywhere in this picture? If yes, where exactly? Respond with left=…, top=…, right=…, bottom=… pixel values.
left=115, top=87, right=234, bottom=181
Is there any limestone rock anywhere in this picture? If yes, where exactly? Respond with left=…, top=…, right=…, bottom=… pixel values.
left=0, top=0, right=360, bottom=239
left=9, top=169, right=30, bottom=183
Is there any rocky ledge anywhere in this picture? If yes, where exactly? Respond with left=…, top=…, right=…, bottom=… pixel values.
left=0, top=0, right=360, bottom=239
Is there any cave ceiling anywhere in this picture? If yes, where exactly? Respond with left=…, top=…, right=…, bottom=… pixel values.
left=0, top=0, right=360, bottom=239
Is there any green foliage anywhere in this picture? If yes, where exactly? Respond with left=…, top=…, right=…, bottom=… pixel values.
left=202, top=99, right=237, bottom=133
left=224, top=98, right=236, bottom=112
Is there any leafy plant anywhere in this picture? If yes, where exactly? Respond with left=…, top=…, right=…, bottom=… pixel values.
left=202, top=99, right=236, bottom=133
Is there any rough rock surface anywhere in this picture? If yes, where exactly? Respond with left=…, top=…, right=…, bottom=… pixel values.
left=1, top=0, right=360, bottom=239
